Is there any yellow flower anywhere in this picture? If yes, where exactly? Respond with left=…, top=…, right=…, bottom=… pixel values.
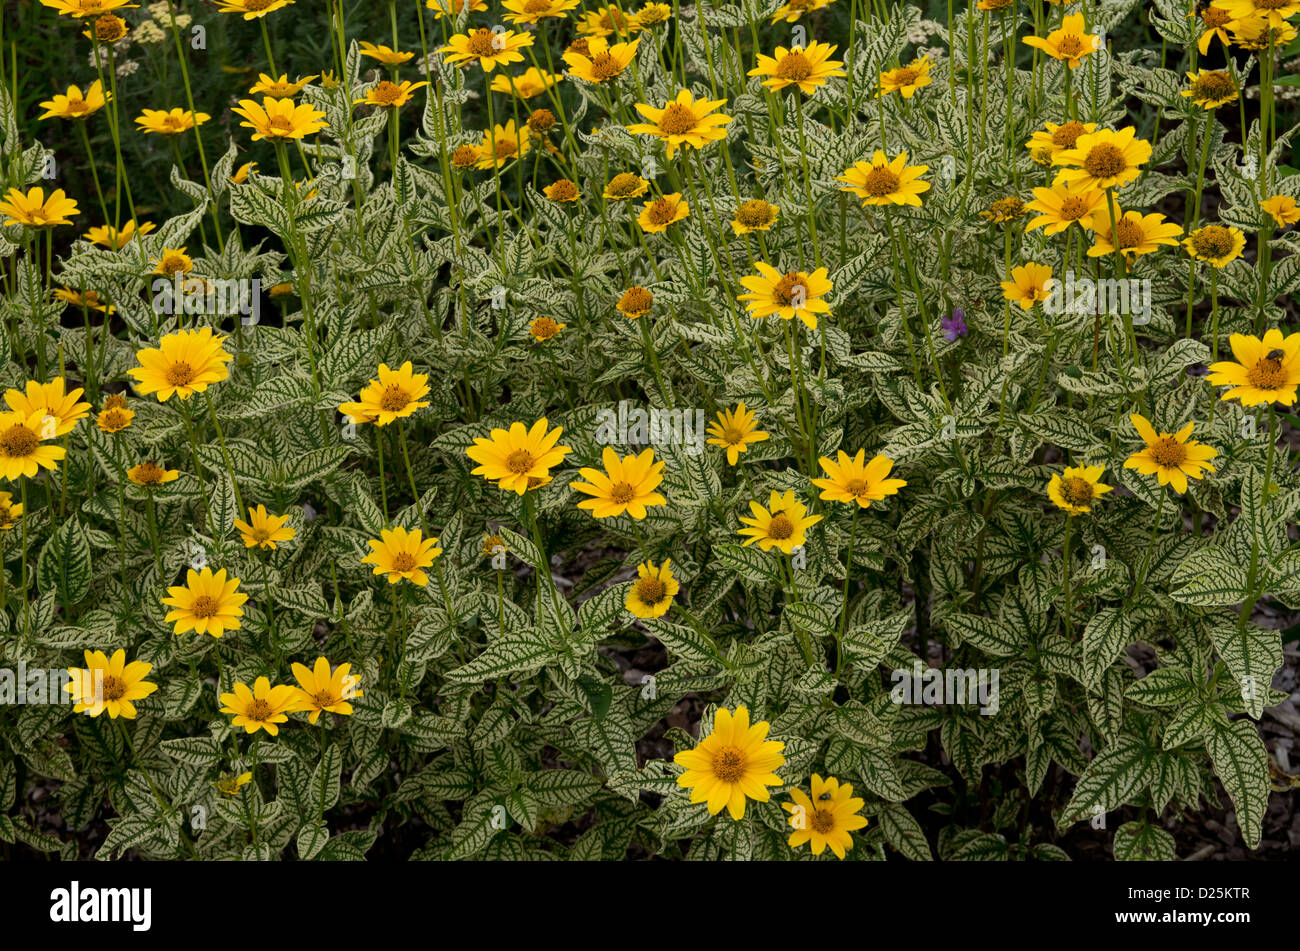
left=234, top=504, right=296, bottom=550
left=0, top=187, right=79, bottom=227
left=85, top=219, right=153, bottom=248
left=1123, top=414, right=1217, bottom=494
left=604, top=173, right=649, bottom=200
left=1197, top=3, right=1234, bottom=54
left=126, top=461, right=179, bottom=486
left=249, top=73, right=316, bottom=97
left=502, top=0, right=579, bottom=23
left=572, top=446, right=667, bottom=519
left=291, top=656, right=362, bottom=724
left=576, top=5, right=643, bottom=36
left=706, top=403, right=769, bottom=465
left=1183, top=224, right=1245, bottom=267
left=1024, top=180, right=1106, bottom=235
left=770, top=0, right=835, bottom=22
left=0, top=491, right=23, bottom=530
left=1182, top=70, right=1238, bottom=109
left=425, top=0, right=488, bottom=17
left=451, top=144, right=480, bottom=169
left=358, top=41, right=415, bottom=65
left=83, top=12, right=128, bottom=40
left=617, top=286, right=654, bottom=318
left=783, top=774, right=868, bottom=858
left=637, top=193, right=690, bottom=233
left=216, top=771, right=253, bottom=795
left=1219, top=0, right=1300, bottom=26
left=215, top=0, right=294, bottom=17
left=231, top=162, right=257, bottom=184
left=232, top=97, right=328, bottom=139
left=219, top=677, right=301, bottom=736
left=354, top=80, right=430, bottom=108
left=0, top=411, right=66, bottom=481
left=53, top=288, right=113, bottom=312
left=162, top=567, right=249, bottom=638
left=1053, top=127, right=1151, bottom=191
left=40, top=0, right=137, bottom=15
left=1087, top=209, right=1182, bottom=260
left=1046, top=465, right=1112, bottom=515
left=134, top=107, right=210, bottom=135
left=749, top=42, right=845, bottom=95
left=38, top=81, right=109, bottom=120
left=361, top=526, right=442, bottom=586
left=466, top=418, right=572, bottom=494
left=96, top=392, right=134, bottom=434
left=636, top=3, right=672, bottom=25
left=976, top=0, right=1014, bottom=10
left=1207, top=329, right=1300, bottom=407
left=475, top=120, right=531, bottom=169
left=4, top=378, right=91, bottom=437
left=626, top=559, right=678, bottom=619
left=64, top=649, right=157, bottom=719
left=529, top=316, right=566, bottom=340
left=737, top=262, right=833, bottom=329
left=490, top=67, right=560, bottom=99
left=1228, top=13, right=1299, bottom=48
left=152, top=246, right=193, bottom=277
left=731, top=198, right=779, bottom=234
left=543, top=179, right=580, bottom=202
left=837, top=150, right=930, bottom=207
left=1022, top=12, right=1098, bottom=68
left=811, top=450, right=906, bottom=507
left=626, top=89, right=732, bottom=158
left=674, top=705, right=785, bottom=820
left=128, top=327, right=233, bottom=401
left=877, top=56, right=933, bottom=98
left=980, top=196, right=1027, bottom=223
left=438, top=29, right=533, bottom=71
left=1261, top=194, right=1300, bottom=227
left=737, top=489, right=823, bottom=553
left=564, top=36, right=639, bottom=84
left=338, top=361, right=430, bottom=426
left=1000, top=262, right=1054, bottom=310
left=1024, top=119, right=1097, bottom=164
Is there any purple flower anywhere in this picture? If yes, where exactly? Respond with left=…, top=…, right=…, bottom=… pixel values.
left=941, top=308, right=968, bottom=342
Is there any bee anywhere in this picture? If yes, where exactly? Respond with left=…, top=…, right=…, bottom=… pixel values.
left=1193, top=0, right=1213, bottom=16
left=1266, top=348, right=1285, bottom=361
left=817, top=790, right=834, bottom=801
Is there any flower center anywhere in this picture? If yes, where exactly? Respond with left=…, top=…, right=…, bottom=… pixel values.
left=1204, top=6, right=1230, bottom=25
left=67, top=97, right=88, bottom=114
left=313, top=689, right=338, bottom=707
left=528, top=108, right=555, bottom=132
left=494, top=135, right=520, bottom=160
left=525, top=0, right=551, bottom=10
left=646, top=198, right=680, bottom=224
left=134, top=462, right=166, bottom=484
left=718, top=424, right=747, bottom=445
left=773, top=272, right=809, bottom=306
left=533, top=318, right=560, bottom=338
left=93, top=15, right=126, bottom=41
left=1257, top=0, right=1287, bottom=8
left=379, top=384, right=410, bottom=413
left=1192, top=72, right=1234, bottom=101
left=776, top=50, right=813, bottom=80
left=245, top=0, right=275, bottom=9
left=1192, top=225, right=1233, bottom=258
left=1061, top=476, right=1094, bottom=506
left=607, top=173, right=642, bottom=197
left=371, top=81, right=403, bottom=104
left=192, top=595, right=220, bottom=618
left=609, top=481, right=636, bottom=504
left=767, top=513, right=794, bottom=540
left=100, top=409, right=130, bottom=431
left=467, top=29, right=499, bottom=57
left=268, top=113, right=296, bottom=132
left=810, top=809, right=837, bottom=833
left=602, top=8, right=631, bottom=30
left=1083, top=143, right=1126, bottom=179
left=246, top=699, right=273, bottom=721
left=101, top=675, right=126, bottom=701
left=589, top=52, right=623, bottom=80
left=162, top=115, right=184, bottom=131
left=166, top=360, right=196, bottom=387
left=891, top=66, right=918, bottom=85
left=452, top=144, right=479, bottom=167
left=711, top=745, right=746, bottom=783
left=844, top=478, right=869, bottom=498
left=0, top=425, right=38, bottom=458
left=1150, top=437, right=1188, bottom=468
left=1056, top=34, right=1086, bottom=56
left=635, top=577, right=666, bottom=604
left=1247, top=356, right=1288, bottom=390
left=390, top=552, right=417, bottom=572
left=1115, top=217, right=1144, bottom=249
left=1052, top=121, right=1086, bottom=148
left=735, top=199, right=775, bottom=227
left=862, top=165, right=901, bottom=196
left=1058, top=195, right=1089, bottom=220
left=620, top=287, right=653, bottom=314
left=160, top=252, right=188, bottom=274
left=506, top=449, right=535, bottom=474
left=658, top=103, right=699, bottom=135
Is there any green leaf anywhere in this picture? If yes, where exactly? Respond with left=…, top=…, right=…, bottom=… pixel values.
left=1113, top=822, right=1177, bottom=860
left=1209, top=622, right=1282, bottom=720
left=1171, top=547, right=1249, bottom=606
left=712, top=543, right=784, bottom=586
left=943, top=613, right=1020, bottom=655
left=877, top=803, right=932, bottom=860
left=1082, top=607, right=1139, bottom=689
left=1204, top=717, right=1268, bottom=849
left=1060, top=733, right=1156, bottom=827
left=36, top=517, right=91, bottom=605
left=444, top=629, right=556, bottom=684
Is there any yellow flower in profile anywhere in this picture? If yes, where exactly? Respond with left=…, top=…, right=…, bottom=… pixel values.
left=626, top=559, right=678, bottom=619
left=1087, top=209, right=1181, bottom=260
left=355, top=80, right=430, bottom=108
left=1197, top=3, right=1234, bottom=53
left=1228, top=14, right=1299, bottom=49
left=95, top=392, right=134, bottom=434
left=577, top=5, right=643, bottom=36
left=770, top=0, right=834, bottom=22
left=976, top=0, right=1013, bottom=10
left=1219, top=0, right=1300, bottom=26
left=38, top=81, right=108, bottom=120
left=877, top=56, right=933, bottom=98
left=1046, top=465, right=1112, bottom=515
left=674, top=705, right=785, bottom=820
left=731, top=198, right=779, bottom=235
left=529, top=316, right=566, bottom=340
left=232, top=97, right=328, bottom=139
left=1022, top=12, right=1098, bottom=68
left=1024, top=119, right=1096, bottom=164
left=543, top=179, right=580, bottom=202
left=1053, top=127, right=1151, bottom=191
left=783, top=774, right=868, bottom=859
left=564, top=36, right=639, bottom=84
left=1182, top=70, right=1238, bottom=110
left=53, top=288, right=113, bottom=313
left=1207, top=329, right=1300, bottom=407
left=0, top=491, right=23, bottom=530
left=980, top=196, right=1027, bottom=223
left=811, top=450, right=906, bottom=507
left=1261, top=195, right=1300, bottom=227
left=83, top=12, right=128, bottom=41
left=475, top=121, right=532, bottom=169
left=737, top=490, right=823, bottom=553
left=128, top=327, right=233, bottom=401
left=438, top=29, right=533, bottom=71
left=85, top=219, right=153, bottom=248
left=4, top=378, right=91, bottom=437
left=572, top=446, right=667, bottom=519
left=1000, top=262, right=1054, bottom=310
left=290, top=656, right=362, bottom=724
left=126, top=461, right=178, bottom=486
left=134, top=107, right=210, bottom=135
left=234, top=504, right=296, bottom=550
left=40, top=0, right=137, bottom=15
left=64, top=650, right=157, bottom=719
left=737, top=263, right=833, bottom=329
left=706, top=403, right=769, bottom=465
left=215, top=0, right=294, bottom=18
left=152, top=246, right=193, bottom=277
left=361, top=526, right=442, bottom=586
left=1123, top=414, right=1217, bottom=494
left=837, top=150, right=930, bottom=207
left=617, top=286, right=654, bottom=318
left=637, top=2, right=671, bottom=25
left=749, top=42, right=845, bottom=95
left=426, top=0, right=487, bottom=17
left=466, top=418, right=572, bottom=494
left=637, top=193, right=690, bottom=233
left=358, top=41, right=415, bottom=65
left=338, top=361, right=430, bottom=426
left=0, top=411, right=66, bottom=480
left=1024, top=180, right=1106, bottom=235
left=490, top=68, right=560, bottom=99
left=162, top=567, right=249, bottom=638
left=249, top=73, right=316, bottom=97
left=626, top=89, right=732, bottom=158
left=1183, top=224, right=1246, bottom=267
left=0, top=187, right=79, bottom=227
left=502, top=0, right=579, bottom=23
left=219, top=677, right=301, bottom=736
left=604, top=173, right=649, bottom=200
